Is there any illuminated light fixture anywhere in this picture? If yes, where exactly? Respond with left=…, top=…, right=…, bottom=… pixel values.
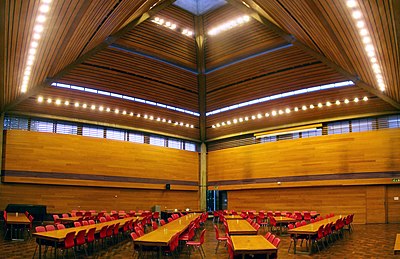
left=326, top=101, right=332, bottom=106
left=55, top=99, right=61, bottom=105
left=106, top=107, right=111, bottom=112
left=114, top=109, right=119, bottom=114
left=278, top=110, right=284, bottom=115
left=74, top=102, right=79, bottom=107
left=186, top=123, right=190, bottom=127
left=143, top=114, right=148, bottom=119
left=233, top=119, right=238, bottom=124
left=99, top=106, right=104, bottom=111
left=285, top=108, right=291, bottom=113
left=64, top=101, right=69, bottom=106
left=212, top=125, right=216, bottom=128
left=239, top=118, right=244, bottom=122
left=149, top=115, right=154, bottom=120
left=167, top=120, right=172, bottom=123
left=257, top=114, right=263, bottom=119
left=354, top=97, right=359, bottom=102
left=363, top=96, right=368, bottom=101
left=179, top=122, right=183, bottom=126
left=221, top=122, right=226, bottom=126
left=130, top=112, right=134, bottom=116
left=302, top=105, right=307, bottom=110
left=294, top=107, right=299, bottom=112
left=122, top=110, right=127, bottom=115
left=82, top=103, right=87, bottom=108
left=271, top=111, right=277, bottom=116
left=336, top=100, right=341, bottom=105
left=37, top=96, right=43, bottom=102
left=347, top=0, right=385, bottom=91
left=216, top=123, right=221, bottom=127
left=244, top=116, right=249, bottom=121
left=91, top=105, right=96, bottom=110
left=251, top=115, right=256, bottom=120
left=344, top=99, right=350, bottom=104
left=265, top=113, right=270, bottom=117
left=136, top=114, right=141, bottom=117
left=208, top=15, right=251, bottom=36
left=20, top=0, right=52, bottom=93
left=181, top=29, right=193, bottom=37
left=47, top=98, right=52, bottom=103
left=227, top=120, right=232, bottom=125
left=309, top=105, right=314, bottom=109
left=254, top=123, right=323, bottom=139
left=156, top=117, right=161, bottom=122
left=190, top=125, right=194, bottom=128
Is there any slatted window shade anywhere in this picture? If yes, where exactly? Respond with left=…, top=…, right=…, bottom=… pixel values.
left=128, top=133, right=144, bottom=143
left=30, top=120, right=54, bottom=133
left=327, top=121, right=350, bottom=135
left=168, top=139, right=182, bottom=149
left=82, top=126, right=104, bottom=139
left=55, top=123, right=78, bottom=135
left=106, top=129, right=125, bottom=141
left=301, top=129, right=322, bottom=138
left=184, top=142, right=197, bottom=151
left=149, top=136, right=165, bottom=147
left=260, top=136, right=277, bottom=143
left=351, top=118, right=374, bottom=132
left=4, top=117, right=29, bottom=130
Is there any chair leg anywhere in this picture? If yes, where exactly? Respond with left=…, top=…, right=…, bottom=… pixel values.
left=215, top=241, right=220, bottom=253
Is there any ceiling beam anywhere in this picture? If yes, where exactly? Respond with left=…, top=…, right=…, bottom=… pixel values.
left=0, top=1, right=6, bottom=110
left=4, top=0, right=176, bottom=112
left=226, top=0, right=400, bottom=110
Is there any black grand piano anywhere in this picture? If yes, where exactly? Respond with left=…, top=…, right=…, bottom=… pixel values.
left=5, top=204, right=47, bottom=223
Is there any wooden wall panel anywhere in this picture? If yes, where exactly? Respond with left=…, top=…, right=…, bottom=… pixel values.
left=366, top=186, right=386, bottom=223
left=227, top=186, right=386, bottom=224
left=3, top=130, right=199, bottom=190
left=0, top=182, right=199, bottom=214
left=387, top=185, right=400, bottom=223
left=208, top=129, right=400, bottom=186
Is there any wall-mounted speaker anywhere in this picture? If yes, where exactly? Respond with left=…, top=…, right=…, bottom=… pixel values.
left=165, top=184, right=171, bottom=190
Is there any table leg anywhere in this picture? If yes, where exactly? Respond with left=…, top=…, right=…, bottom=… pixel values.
left=38, top=241, right=42, bottom=259
left=54, top=240, right=58, bottom=259
left=158, top=246, right=161, bottom=259
left=10, top=224, right=13, bottom=240
left=293, top=236, right=297, bottom=254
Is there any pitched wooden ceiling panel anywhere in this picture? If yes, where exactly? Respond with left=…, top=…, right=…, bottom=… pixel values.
left=86, top=47, right=197, bottom=93
left=207, top=62, right=348, bottom=111
left=117, top=5, right=197, bottom=69
left=13, top=87, right=199, bottom=140
left=204, top=4, right=286, bottom=70
left=206, top=45, right=319, bottom=92
left=59, top=63, right=198, bottom=112
left=206, top=86, right=395, bottom=139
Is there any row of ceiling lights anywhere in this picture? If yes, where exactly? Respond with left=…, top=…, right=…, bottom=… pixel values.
left=152, top=17, right=193, bottom=37
left=208, top=15, right=250, bottom=36
left=21, top=0, right=52, bottom=93
left=346, top=0, right=385, bottom=91
left=211, top=97, right=369, bottom=128
left=37, top=96, right=195, bottom=129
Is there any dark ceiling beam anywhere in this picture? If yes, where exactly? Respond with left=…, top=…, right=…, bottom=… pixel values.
left=4, top=0, right=176, bottom=112
left=226, top=0, right=400, bottom=110
left=0, top=0, right=6, bottom=110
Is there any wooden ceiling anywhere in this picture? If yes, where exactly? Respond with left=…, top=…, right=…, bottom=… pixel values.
left=1, top=0, right=399, bottom=141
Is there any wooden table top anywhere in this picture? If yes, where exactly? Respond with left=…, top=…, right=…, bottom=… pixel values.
left=227, top=219, right=257, bottom=235
left=394, top=234, right=400, bottom=255
left=135, top=213, right=200, bottom=246
left=33, top=216, right=142, bottom=241
left=6, top=213, right=31, bottom=224
left=59, top=216, right=82, bottom=222
left=225, top=215, right=244, bottom=220
left=287, top=215, right=343, bottom=235
left=231, top=235, right=277, bottom=254
left=274, top=216, right=297, bottom=223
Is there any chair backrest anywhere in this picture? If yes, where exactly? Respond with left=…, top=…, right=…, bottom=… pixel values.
left=99, top=217, right=106, bottom=223
left=74, top=222, right=81, bottom=227
left=317, top=225, right=324, bottom=238
left=160, top=219, right=166, bottom=226
left=113, top=223, right=120, bottom=235
left=288, top=224, right=294, bottom=230
left=130, top=232, right=138, bottom=240
left=153, top=211, right=159, bottom=219
left=167, top=217, right=173, bottom=222
left=56, top=224, right=66, bottom=230
left=76, top=211, right=83, bottom=216
left=264, top=232, right=272, bottom=240
left=105, top=215, right=112, bottom=221
left=106, top=225, right=114, bottom=237
left=29, top=215, right=34, bottom=222
left=213, top=224, right=221, bottom=238
left=152, top=221, right=158, bottom=230
left=64, top=231, right=76, bottom=249
left=53, top=214, right=60, bottom=221
left=99, top=225, right=108, bottom=238
left=62, top=213, right=69, bottom=218
left=75, top=229, right=86, bottom=246
left=87, top=227, right=96, bottom=243
left=45, top=225, right=55, bottom=231
left=82, top=220, right=89, bottom=226
left=35, top=226, right=46, bottom=232
left=199, top=229, right=206, bottom=244
left=268, top=234, right=275, bottom=243
left=88, top=219, right=95, bottom=225
left=274, top=211, right=281, bottom=217
left=272, top=237, right=281, bottom=247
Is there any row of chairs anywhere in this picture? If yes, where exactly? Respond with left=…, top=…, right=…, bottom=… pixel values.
left=3, top=210, right=34, bottom=239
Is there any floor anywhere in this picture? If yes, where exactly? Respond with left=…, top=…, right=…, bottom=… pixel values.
left=1, top=220, right=399, bottom=258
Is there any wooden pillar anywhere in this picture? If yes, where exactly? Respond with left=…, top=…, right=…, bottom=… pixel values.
left=195, top=16, right=207, bottom=211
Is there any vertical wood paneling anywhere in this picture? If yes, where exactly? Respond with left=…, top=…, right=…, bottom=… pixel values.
left=366, top=186, right=386, bottom=223
left=387, top=185, right=400, bottom=223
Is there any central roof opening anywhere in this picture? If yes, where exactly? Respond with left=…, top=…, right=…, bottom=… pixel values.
left=173, top=0, right=227, bottom=15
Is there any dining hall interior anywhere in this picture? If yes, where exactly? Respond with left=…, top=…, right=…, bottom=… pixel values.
left=1, top=0, right=400, bottom=258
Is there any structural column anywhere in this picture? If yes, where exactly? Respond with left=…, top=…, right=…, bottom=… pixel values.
left=195, top=16, right=207, bottom=211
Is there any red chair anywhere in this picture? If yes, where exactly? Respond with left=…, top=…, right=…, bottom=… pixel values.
left=152, top=211, right=160, bottom=223
left=186, top=229, right=206, bottom=258
left=75, top=229, right=88, bottom=256
left=312, top=225, right=325, bottom=252
left=53, top=215, right=61, bottom=224
left=105, top=215, right=112, bottom=221
left=274, top=211, right=281, bottom=217
left=130, top=232, right=140, bottom=258
left=113, top=223, right=120, bottom=243
left=256, top=216, right=268, bottom=229
left=303, top=211, right=311, bottom=221
left=268, top=216, right=278, bottom=232
left=74, top=222, right=81, bottom=227
left=268, top=234, right=275, bottom=243
left=88, top=219, right=95, bottom=225
left=32, top=226, right=46, bottom=258
left=163, top=233, right=179, bottom=257
left=272, top=237, right=281, bottom=247
left=179, top=224, right=196, bottom=244
left=59, top=231, right=76, bottom=258
left=96, top=225, right=108, bottom=248
left=99, top=217, right=107, bottom=223
left=86, top=227, right=96, bottom=254
left=62, top=213, right=69, bottom=218
left=135, top=226, right=144, bottom=237
left=264, top=232, right=272, bottom=241
left=152, top=221, right=158, bottom=231
left=213, top=224, right=227, bottom=253
left=106, top=224, right=115, bottom=246
left=160, top=219, right=166, bottom=226
left=56, top=224, right=66, bottom=230
left=45, top=225, right=55, bottom=232
left=167, top=217, right=173, bottom=223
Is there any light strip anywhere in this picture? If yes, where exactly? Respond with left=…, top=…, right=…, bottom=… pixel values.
left=36, top=96, right=195, bottom=129
left=51, top=82, right=200, bottom=116
left=346, top=0, right=385, bottom=91
left=21, top=0, right=52, bottom=93
left=151, top=17, right=193, bottom=37
left=211, top=96, right=369, bottom=129
left=208, top=15, right=251, bottom=36
left=206, top=81, right=354, bottom=116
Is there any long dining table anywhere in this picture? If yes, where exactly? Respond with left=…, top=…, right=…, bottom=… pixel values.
left=227, top=219, right=258, bottom=235
left=287, top=215, right=343, bottom=254
left=231, top=235, right=277, bottom=259
left=32, top=216, right=142, bottom=259
left=6, top=213, right=31, bottom=241
left=134, top=213, right=200, bottom=258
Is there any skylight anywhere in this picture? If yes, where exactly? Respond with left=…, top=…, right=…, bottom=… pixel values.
left=206, top=81, right=355, bottom=116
